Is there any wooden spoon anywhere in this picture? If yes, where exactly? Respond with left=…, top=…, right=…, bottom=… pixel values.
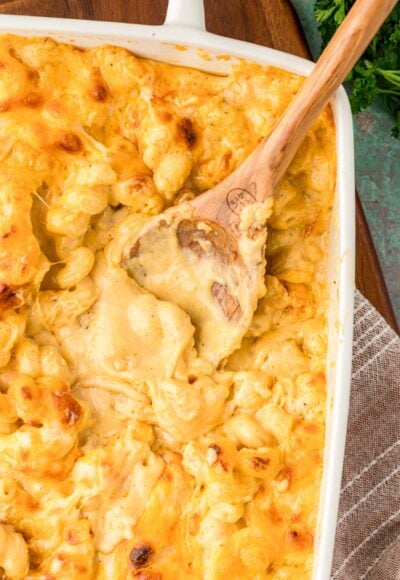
left=122, top=0, right=397, bottom=363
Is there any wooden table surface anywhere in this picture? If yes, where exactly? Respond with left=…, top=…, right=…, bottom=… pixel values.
left=1, top=0, right=398, bottom=331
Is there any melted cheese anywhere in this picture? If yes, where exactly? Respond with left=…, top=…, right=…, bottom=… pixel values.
left=0, top=35, right=335, bottom=579
left=122, top=200, right=272, bottom=364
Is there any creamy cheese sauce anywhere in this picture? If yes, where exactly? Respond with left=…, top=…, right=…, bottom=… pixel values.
left=122, top=200, right=272, bottom=364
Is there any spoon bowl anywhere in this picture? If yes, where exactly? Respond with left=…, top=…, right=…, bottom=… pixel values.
left=122, top=196, right=271, bottom=363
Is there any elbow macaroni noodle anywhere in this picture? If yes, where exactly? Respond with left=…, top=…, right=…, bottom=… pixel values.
left=0, top=35, right=335, bottom=579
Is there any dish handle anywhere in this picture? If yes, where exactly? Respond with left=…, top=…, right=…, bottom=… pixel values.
left=164, top=0, right=206, bottom=31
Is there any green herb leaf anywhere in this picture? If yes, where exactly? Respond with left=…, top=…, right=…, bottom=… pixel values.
left=314, top=1, right=400, bottom=138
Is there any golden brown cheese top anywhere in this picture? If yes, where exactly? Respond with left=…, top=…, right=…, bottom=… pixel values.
left=0, top=35, right=335, bottom=579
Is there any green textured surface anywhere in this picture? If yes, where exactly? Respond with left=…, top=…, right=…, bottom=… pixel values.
left=291, top=0, right=400, bottom=325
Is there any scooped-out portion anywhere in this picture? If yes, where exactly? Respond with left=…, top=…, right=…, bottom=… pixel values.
left=122, top=199, right=272, bottom=365
left=0, top=34, right=335, bottom=579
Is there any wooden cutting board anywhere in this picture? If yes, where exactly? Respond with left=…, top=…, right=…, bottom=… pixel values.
left=1, top=0, right=398, bottom=331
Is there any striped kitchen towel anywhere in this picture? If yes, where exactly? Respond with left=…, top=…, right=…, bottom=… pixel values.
left=332, top=290, right=400, bottom=579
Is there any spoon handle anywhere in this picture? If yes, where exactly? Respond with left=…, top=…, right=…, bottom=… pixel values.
left=253, top=0, right=397, bottom=190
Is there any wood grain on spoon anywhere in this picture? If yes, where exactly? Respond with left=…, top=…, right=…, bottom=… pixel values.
left=125, top=0, right=397, bottom=330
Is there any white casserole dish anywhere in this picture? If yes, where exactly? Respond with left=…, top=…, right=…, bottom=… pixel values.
left=0, top=1, right=355, bottom=577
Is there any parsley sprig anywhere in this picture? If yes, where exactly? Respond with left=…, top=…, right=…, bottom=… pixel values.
left=314, top=0, right=400, bottom=137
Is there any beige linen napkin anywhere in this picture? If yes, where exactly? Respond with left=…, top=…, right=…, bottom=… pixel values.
left=332, top=290, right=400, bottom=579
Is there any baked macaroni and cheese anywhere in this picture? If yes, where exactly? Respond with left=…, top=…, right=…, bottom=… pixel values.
left=0, top=35, right=335, bottom=579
